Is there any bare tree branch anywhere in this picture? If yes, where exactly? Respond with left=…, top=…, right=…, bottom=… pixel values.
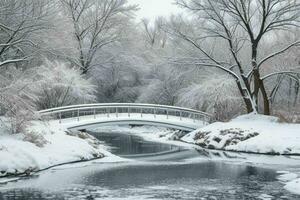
left=262, top=71, right=300, bottom=81
left=258, top=40, right=300, bottom=68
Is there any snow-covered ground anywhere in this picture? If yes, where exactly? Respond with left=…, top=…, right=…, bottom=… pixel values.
left=0, top=120, right=124, bottom=178
left=276, top=171, right=300, bottom=195
left=182, top=113, right=300, bottom=155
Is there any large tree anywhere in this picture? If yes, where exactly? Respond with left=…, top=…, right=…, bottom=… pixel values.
left=174, top=0, right=300, bottom=115
left=0, top=0, right=54, bottom=69
left=61, top=0, right=137, bottom=74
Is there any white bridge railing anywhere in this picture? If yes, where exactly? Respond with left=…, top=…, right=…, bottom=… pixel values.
left=38, top=103, right=213, bottom=124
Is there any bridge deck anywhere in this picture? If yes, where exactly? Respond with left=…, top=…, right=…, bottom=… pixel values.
left=50, top=113, right=208, bottom=131
left=40, top=103, right=212, bottom=131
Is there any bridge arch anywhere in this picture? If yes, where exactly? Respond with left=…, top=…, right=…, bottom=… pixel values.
left=39, top=103, right=212, bottom=131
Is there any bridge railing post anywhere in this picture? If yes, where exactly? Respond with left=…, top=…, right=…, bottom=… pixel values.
left=140, top=108, right=143, bottom=118
left=77, top=109, right=80, bottom=121
left=59, top=112, right=62, bottom=123
left=166, top=109, right=169, bottom=119
left=93, top=108, right=96, bottom=119
left=107, top=108, right=110, bottom=118
left=154, top=108, right=156, bottom=118
left=128, top=107, right=130, bottom=117
left=180, top=111, right=182, bottom=121
left=116, top=107, right=118, bottom=118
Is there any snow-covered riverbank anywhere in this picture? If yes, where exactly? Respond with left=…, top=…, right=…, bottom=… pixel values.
left=277, top=171, right=300, bottom=195
left=0, top=120, right=121, bottom=178
left=182, top=114, right=300, bottom=155
left=179, top=113, right=300, bottom=196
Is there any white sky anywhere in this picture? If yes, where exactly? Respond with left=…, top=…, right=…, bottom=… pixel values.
left=128, top=0, right=181, bottom=21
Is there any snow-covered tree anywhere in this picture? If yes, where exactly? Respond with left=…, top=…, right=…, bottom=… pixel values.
left=60, top=0, right=138, bottom=74
left=142, top=17, right=168, bottom=48
left=0, top=0, right=55, bottom=69
left=177, top=75, right=245, bottom=121
left=174, top=0, right=300, bottom=115
left=32, top=60, right=96, bottom=109
left=137, top=66, right=187, bottom=105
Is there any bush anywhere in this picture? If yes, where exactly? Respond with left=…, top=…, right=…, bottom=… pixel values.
left=0, top=67, right=38, bottom=134
left=32, top=60, right=96, bottom=110
left=23, top=131, right=48, bottom=147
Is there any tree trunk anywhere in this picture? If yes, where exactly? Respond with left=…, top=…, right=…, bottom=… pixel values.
left=252, top=69, right=260, bottom=112
left=236, top=80, right=254, bottom=113
left=250, top=42, right=271, bottom=115
left=252, top=69, right=271, bottom=115
left=259, top=79, right=270, bottom=115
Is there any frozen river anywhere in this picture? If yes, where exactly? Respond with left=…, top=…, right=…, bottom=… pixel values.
left=0, top=130, right=300, bottom=200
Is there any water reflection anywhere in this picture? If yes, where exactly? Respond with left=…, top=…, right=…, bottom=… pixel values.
left=1, top=161, right=297, bottom=199
left=88, top=131, right=179, bottom=156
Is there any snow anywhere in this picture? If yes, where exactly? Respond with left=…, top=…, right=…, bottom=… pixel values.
left=258, top=194, right=274, bottom=200
left=277, top=172, right=298, bottom=182
left=182, top=113, right=300, bottom=155
left=276, top=171, right=300, bottom=195
left=0, top=120, right=124, bottom=178
left=284, top=178, right=300, bottom=195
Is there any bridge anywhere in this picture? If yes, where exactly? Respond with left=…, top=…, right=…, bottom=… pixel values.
left=39, top=103, right=212, bottom=131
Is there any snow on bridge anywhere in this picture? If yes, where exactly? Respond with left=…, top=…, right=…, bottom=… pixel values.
left=39, top=103, right=213, bottom=131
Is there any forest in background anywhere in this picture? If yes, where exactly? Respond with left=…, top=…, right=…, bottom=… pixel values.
left=0, top=0, right=299, bottom=134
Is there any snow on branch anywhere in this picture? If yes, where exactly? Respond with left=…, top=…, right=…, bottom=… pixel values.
left=258, top=40, right=300, bottom=68
left=171, top=61, right=240, bottom=81
left=0, top=58, right=28, bottom=67
left=262, top=71, right=300, bottom=81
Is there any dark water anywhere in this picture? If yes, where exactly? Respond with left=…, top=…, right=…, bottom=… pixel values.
left=0, top=130, right=299, bottom=200
left=88, top=131, right=180, bottom=156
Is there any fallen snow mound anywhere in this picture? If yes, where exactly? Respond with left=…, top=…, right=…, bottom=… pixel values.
left=284, top=178, right=300, bottom=195
left=182, top=113, right=300, bottom=155
left=0, top=120, right=105, bottom=177
left=276, top=171, right=300, bottom=195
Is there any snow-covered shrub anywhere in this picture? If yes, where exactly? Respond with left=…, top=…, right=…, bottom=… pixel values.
left=137, top=74, right=185, bottom=106
left=89, top=53, right=145, bottom=103
left=136, top=80, right=168, bottom=104
left=194, top=128, right=259, bottom=149
left=0, top=67, right=38, bottom=134
left=23, top=131, right=48, bottom=147
left=33, top=60, right=96, bottom=109
left=178, top=75, right=245, bottom=121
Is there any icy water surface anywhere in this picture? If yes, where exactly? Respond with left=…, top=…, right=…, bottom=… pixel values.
left=0, top=130, right=300, bottom=200
left=88, top=131, right=180, bottom=156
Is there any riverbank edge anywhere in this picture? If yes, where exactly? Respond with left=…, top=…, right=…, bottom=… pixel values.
left=180, top=114, right=300, bottom=155
left=0, top=154, right=104, bottom=181
left=90, top=124, right=300, bottom=156
left=0, top=120, right=113, bottom=181
left=178, top=139, right=300, bottom=156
